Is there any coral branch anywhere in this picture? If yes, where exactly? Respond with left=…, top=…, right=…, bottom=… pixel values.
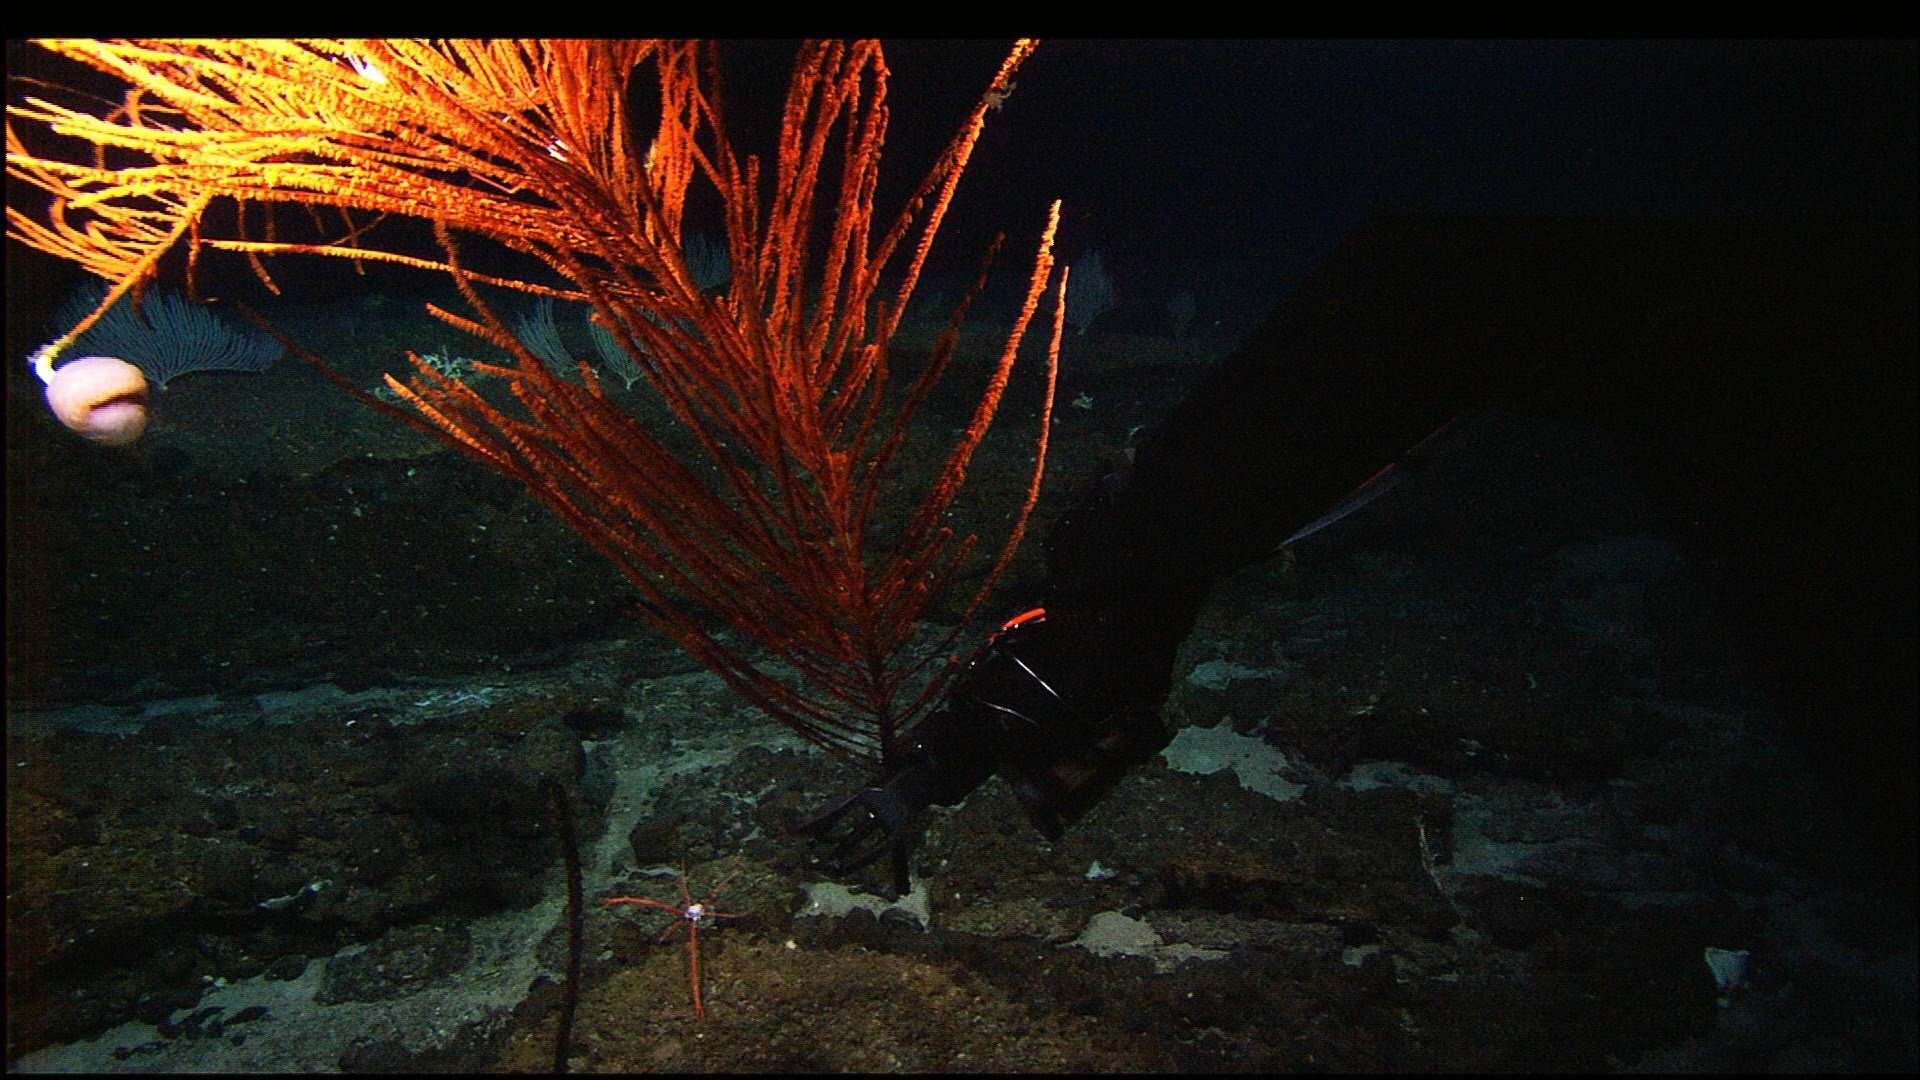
left=8, top=38, right=1062, bottom=766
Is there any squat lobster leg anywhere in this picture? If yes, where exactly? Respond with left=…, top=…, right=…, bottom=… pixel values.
left=605, top=868, right=744, bottom=1021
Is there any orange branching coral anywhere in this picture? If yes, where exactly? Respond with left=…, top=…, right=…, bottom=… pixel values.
left=7, top=39, right=1065, bottom=765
